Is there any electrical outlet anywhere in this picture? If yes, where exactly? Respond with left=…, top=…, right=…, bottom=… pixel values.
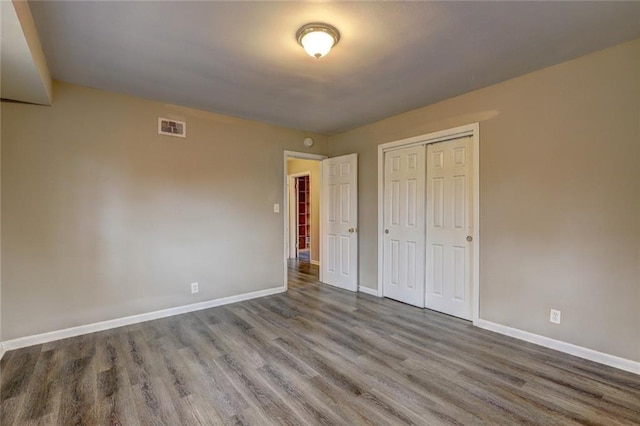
left=191, top=282, right=199, bottom=294
left=550, top=309, right=561, bottom=324
left=273, top=203, right=280, bottom=213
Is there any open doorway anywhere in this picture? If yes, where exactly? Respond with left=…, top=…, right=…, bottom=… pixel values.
left=286, top=156, right=322, bottom=267
left=284, top=152, right=326, bottom=289
left=289, top=172, right=312, bottom=262
left=283, top=150, right=360, bottom=293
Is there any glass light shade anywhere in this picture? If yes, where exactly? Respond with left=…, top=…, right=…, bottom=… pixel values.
left=296, top=23, right=340, bottom=59
left=300, top=30, right=336, bottom=59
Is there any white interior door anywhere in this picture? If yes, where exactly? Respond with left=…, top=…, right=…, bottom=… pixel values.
left=321, top=154, right=358, bottom=292
left=426, top=137, right=473, bottom=319
left=382, top=145, right=426, bottom=307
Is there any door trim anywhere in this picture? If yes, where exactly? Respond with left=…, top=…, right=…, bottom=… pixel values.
left=377, top=123, right=481, bottom=324
left=283, top=151, right=327, bottom=289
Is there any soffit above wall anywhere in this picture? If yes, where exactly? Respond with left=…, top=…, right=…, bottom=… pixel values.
left=1, top=0, right=52, bottom=105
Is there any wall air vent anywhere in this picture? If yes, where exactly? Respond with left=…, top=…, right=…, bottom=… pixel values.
left=158, top=117, right=186, bottom=138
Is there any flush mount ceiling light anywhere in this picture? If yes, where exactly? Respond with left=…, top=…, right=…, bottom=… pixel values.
left=296, top=23, right=340, bottom=59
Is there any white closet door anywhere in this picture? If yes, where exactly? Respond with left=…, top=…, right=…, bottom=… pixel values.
left=321, top=154, right=358, bottom=292
left=383, top=145, right=426, bottom=307
left=426, top=137, right=473, bottom=319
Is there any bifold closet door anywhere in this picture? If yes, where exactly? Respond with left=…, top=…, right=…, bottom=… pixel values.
left=425, top=137, right=473, bottom=320
left=382, top=145, right=426, bottom=307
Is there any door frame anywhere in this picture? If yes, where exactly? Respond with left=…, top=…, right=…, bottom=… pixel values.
left=377, top=123, right=481, bottom=325
left=283, top=151, right=327, bottom=289
left=288, top=171, right=311, bottom=259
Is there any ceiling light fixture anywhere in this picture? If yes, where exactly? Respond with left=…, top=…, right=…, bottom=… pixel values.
left=296, top=23, right=340, bottom=59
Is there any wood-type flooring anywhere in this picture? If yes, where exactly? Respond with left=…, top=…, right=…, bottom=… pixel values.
left=1, top=260, right=639, bottom=425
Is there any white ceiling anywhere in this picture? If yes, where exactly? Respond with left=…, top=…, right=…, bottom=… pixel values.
left=29, top=1, right=640, bottom=134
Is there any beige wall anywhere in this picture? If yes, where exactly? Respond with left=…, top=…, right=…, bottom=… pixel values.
left=329, top=39, right=640, bottom=361
left=0, top=100, right=2, bottom=346
left=287, top=159, right=321, bottom=263
left=1, top=81, right=328, bottom=340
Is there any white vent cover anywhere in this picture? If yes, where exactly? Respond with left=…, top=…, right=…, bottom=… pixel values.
left=158, top=117, right=186, bottom=137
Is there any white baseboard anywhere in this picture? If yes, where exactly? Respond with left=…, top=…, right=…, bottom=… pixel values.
left=1, top=285, right=287, bottom=354
left=310, top=260, right=320, bottom=266
left=0, top=342, right=5, bottom=361
left=358, top=285, right=380, bottom=297
left=476, top=319, right=639, bottom=375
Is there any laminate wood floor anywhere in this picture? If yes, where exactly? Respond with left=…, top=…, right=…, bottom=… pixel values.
left=2, top=261, right=639, bottom=425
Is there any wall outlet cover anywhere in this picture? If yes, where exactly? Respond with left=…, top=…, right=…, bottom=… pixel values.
left=550, top=309, right=561, bottom=324
left=191, top=282, right=199, bottom=294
